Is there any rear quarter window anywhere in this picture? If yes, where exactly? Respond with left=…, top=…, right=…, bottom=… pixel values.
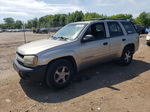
left=121, top=22, right=136, bottom=34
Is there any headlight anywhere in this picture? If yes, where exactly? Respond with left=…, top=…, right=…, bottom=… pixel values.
left=23, top=55, right=38, bottom=67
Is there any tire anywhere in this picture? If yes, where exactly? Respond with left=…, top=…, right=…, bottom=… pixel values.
left=147, top=42, right=150, bottom=46
left=45, top=59, right=75, bottom=89
left=119, top=47, right=133, bottom=66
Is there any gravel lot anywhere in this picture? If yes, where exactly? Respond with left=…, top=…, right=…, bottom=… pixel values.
left=0, top=32, right=150, bottom=112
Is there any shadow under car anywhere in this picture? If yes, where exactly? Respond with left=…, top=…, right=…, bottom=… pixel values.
left=19, top=59, right=150, bottom=103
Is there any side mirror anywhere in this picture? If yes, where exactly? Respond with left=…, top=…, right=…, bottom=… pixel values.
left=82, top=35, right=94, bottom=42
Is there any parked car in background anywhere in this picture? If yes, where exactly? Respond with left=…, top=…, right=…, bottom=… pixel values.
left=49, top=27, right=62, bottom=32
left=6, top=29, right=13, bottom=32
left=135, top=25, right=146, bottom=34
left=146, top=32, right=150, bottom=46
left=33, top=28, right=40, bottom=33
left=0, top=29, right=32, bottom=32
left=0, top=29, right=3, bottom=33
left=13, top=19, right=139, bottom=88
left=24, top=29, right=32, bottom=32
left=145, top=28, right=150, bottom=33
left=12, top=29, right=22, bottom=32
left=39, top=28, right=49, bottom=34
left=33, top=28, right=48, bottom=34
left=33, top=27, right=61, bottom=34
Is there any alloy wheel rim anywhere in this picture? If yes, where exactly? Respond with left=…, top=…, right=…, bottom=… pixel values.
left=54, top=66, right=70, bottom=84
left=124, top=51, right=131, bottom=63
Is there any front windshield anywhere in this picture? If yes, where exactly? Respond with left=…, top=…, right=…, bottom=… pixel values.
left=52, top=23, right=87, bottom=40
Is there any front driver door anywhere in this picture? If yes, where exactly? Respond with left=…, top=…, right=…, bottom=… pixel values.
left=79, top=22, right=110, bottom=68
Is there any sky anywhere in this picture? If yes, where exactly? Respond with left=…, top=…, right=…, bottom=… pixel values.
left=0, top=0, right=150, bottom=23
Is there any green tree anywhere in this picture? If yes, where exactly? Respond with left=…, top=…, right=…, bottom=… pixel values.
left=3, top=17, right=15, bottom=29
left=109, top=14, right=133, bottom=21
left=0, top=24, right=7, bottom=29
left=39, top=15, right=53, bottom=27
left=84, top=12, right=105, bottom=20
left=68, top=11, right=84, bottom=22
left=14, top=20, right=23, bottom=29
left=135, top=12, right=150, bottom=27
left=32, top=18, right=38, bottom=28
left=51, top=14, right=60, bottom=27
left=25, top=18, right=38, bottom=28
left=59, top=14, right=67, bottom=26
left=39, top=14, right=67, bottom=27
left=25, top=21, right=32, bottom=28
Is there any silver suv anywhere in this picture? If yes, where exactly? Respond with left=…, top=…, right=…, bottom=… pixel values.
left=13, top=19, right=139, bottom=88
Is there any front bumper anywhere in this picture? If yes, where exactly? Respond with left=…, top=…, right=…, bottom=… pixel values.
left=13, top=59, right=47, bottom=82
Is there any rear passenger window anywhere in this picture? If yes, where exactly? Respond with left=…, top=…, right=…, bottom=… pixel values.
left=108, top=22, right=123, bottom=37
left=121, top=22, right=136, bottom=34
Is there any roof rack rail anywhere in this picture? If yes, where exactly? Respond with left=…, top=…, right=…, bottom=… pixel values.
left=89, top=18, right=128, bottom=21
left=89, top=18, right=107, bottom=20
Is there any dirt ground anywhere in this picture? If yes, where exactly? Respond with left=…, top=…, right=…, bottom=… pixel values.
left=0, top=32, right=150, bottom=112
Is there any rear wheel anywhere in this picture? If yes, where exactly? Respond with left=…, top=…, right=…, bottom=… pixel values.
left=46, top=59, right=74, bottom=89
left=119, top=47, right=133, bottom=66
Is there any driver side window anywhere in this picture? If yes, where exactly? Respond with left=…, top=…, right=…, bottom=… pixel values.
left=86, top=23, right=106, bottom=40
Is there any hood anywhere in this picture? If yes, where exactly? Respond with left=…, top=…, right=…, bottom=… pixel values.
left=17, top=39, right=68, bottom=54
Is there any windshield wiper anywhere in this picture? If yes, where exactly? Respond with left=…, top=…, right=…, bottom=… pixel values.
left=59, top=36, right=68, bottom=40
left=52, top=36, right=68, bottom=40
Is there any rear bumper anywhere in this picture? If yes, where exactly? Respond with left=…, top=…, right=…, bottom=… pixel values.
left=13, top=59, right=47, bottom=82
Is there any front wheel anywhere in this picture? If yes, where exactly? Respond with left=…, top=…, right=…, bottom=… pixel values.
left=119, top=48, right=133, bottom=66
left=46, top=59, right=75, bottom=89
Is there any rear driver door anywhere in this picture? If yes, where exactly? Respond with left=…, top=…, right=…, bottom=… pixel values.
left=107, top=22, right=125, bottom=57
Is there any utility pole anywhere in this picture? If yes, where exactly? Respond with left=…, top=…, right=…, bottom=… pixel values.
left=22, top=22, right=26, bottom=43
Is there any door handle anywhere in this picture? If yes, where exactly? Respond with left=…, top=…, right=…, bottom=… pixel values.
left=122, top=39, right=126, bottom=41
left=103, top=42, right=108, bottom=45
